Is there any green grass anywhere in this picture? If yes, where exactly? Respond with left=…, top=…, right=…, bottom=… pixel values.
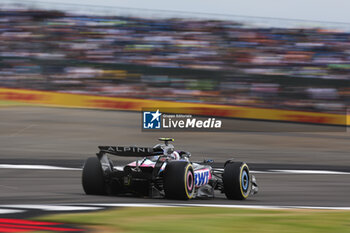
left=0, top=100, right=27, bottom=107
left=35, top=207, right=350, bottom=233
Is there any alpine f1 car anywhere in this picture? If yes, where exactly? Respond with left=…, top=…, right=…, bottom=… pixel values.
left=82, top=138, right=258, bottom=200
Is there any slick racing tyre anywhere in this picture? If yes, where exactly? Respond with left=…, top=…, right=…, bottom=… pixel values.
left=82, top=157, right=107, bottom=195
left=223, top=161, right=250, bottom=200
left=163, top=161, right=195, bottom=200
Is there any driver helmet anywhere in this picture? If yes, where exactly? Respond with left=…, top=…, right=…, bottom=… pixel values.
left=170, top=151, right=180, bottom=160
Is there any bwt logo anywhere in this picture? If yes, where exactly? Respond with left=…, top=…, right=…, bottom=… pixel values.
left=143, top=109, right=162, bottom=129
left=194, top=170, right=210, bottom=186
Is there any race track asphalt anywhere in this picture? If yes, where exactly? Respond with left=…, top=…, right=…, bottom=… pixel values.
left=0, top=106, right=349, bottom=207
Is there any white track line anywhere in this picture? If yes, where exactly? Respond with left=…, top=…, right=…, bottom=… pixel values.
left=0, top=164, right=81, bottom=171
left=89, top=203, right=178, bottom=208
left=0, top=204, right=349, bottom=212
left=0, top=164, right=349, bottom=175
left=85, top=203, right=350, bottom=210
left=250, top=171, right=276, bottom=174
left=216, top=168, right=350, bottom=175
left=0, top=208, right=25, bottom=214
left=0, top=205, right=102, bottom=211
left=270, top=170, right=350, bottom=175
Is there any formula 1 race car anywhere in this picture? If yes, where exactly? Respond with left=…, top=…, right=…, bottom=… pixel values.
left=82, top=138, right=258, bottom=200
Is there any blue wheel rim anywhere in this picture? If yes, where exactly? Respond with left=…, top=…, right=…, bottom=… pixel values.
left=242, top=170, right=249, bottom=191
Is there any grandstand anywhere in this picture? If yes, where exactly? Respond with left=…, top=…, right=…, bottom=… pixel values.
left=0, top=1, right=349, bottom=113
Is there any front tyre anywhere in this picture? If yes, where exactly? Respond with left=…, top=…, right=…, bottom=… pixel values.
left=82, top=157, right=107, bottom=195
left=223, top=161, right=250, bottom=200
left=163, top=161, right=195, bottom=200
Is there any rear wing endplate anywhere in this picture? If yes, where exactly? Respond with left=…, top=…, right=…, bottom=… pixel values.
left=98, top=146, right=162, bottom=157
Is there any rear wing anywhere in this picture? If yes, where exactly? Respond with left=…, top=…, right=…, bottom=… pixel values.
left=98, top=146, right=162, bottom=157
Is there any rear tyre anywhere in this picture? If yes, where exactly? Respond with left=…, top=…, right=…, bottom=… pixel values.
left=82, top=157, right=107, bottom=195
left=163, top=161, right=195, bottom=200
left=223, top=161, right=250, bottom=200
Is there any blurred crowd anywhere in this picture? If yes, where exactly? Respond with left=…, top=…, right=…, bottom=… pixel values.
left=0, top=8, right=349, bottom=113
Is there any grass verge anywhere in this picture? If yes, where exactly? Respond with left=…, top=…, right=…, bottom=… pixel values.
left=0, top=100, right=28, bottom=107
left=35, top=207, right=350, bottom=233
